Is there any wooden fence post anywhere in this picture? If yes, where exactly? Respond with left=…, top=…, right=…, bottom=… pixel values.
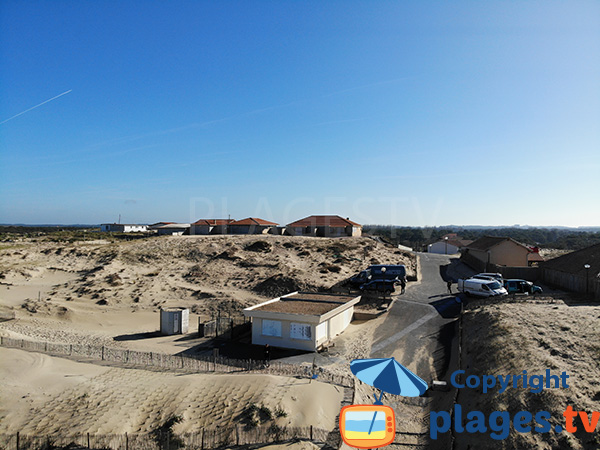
left=101, top=346, right=104, bottom=360
left=16, top=431, right=19, bottom=450
left=310, top=425, right=313, bottom=440
left=87, top=432, right=90, bottom=448
left=125, top=432, right=128, bottom=450
left=201, top=428, right=204, bottom=450
left=70, top=344, right=72, bottom=355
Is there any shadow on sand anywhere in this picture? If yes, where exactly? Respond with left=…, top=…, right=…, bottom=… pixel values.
left=113, top=331, right=162, bottom=341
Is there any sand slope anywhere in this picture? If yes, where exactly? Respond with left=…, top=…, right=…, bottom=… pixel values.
left=0, top=235, right=414, bottom=350
left=459, top=300, right=600, bottom=450
left=0, top=348, right=343, bottom=436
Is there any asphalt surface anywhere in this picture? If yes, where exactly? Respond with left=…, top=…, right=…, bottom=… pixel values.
left=370, top=253, right=464, bottom=380
left=274, top=253, right=468, bottom=378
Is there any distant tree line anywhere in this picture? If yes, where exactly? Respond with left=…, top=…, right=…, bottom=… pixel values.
left=0, top=226, right=148, bottom=243
left=363, top=226, right=600, bottom=252
left=1, top=225, right=599, bottom=251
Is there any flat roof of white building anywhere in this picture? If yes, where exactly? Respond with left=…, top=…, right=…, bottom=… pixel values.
left=245, top=291, right=360, bottom=316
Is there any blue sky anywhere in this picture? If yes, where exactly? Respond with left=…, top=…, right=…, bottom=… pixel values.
left=1, top=1, right=599, bottom=226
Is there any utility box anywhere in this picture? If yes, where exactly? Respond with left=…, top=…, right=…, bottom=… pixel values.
left=160, top=307, right=189, bottom=335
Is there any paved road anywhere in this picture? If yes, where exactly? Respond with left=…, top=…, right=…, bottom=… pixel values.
left=370, top=252, right=463, bottom=380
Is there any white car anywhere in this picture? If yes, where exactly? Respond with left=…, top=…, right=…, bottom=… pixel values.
left=457, top=278, right=508, bottom=297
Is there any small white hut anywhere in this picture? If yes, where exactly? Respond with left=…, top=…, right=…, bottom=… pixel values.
left=160, top=307, right=189, bottom=335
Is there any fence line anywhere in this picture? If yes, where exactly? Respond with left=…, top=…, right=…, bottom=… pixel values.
left=0, top=425, right=341, bottom=450
left=198, top=317, right=250, bottom=339
left=0, top=336, right=353, bottom=388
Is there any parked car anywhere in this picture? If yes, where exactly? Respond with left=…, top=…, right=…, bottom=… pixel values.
left=349, top=264, right=406, bottom=287
left=457, top=278, right=508, bottom=297
left=503, top=279, right=543, bottom=294
left=359, top=279, right=396, bottom=295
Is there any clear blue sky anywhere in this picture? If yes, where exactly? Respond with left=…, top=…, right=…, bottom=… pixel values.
left=1, top=1, right=599, bottom=226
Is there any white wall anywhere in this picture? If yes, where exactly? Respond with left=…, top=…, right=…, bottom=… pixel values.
left=249, top=305, right=355, bottom=351
left=429, top=241, right=460, bottom=254
left=251, top=317, right=316, bottom=351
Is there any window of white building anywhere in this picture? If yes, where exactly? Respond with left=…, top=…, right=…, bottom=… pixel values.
left=261, top=319, right=282, bottom=337
left=290, top=322, right=312, bottom=340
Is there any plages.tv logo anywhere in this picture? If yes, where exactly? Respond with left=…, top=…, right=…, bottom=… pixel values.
left=430, top=369, right=600, bottom=440
left=340, top=357, right=428, bottom=449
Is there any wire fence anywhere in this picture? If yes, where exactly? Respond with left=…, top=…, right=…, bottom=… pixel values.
left=0, top=337, right=354, bottom=388
left=0, top=425, right=340, bottom=450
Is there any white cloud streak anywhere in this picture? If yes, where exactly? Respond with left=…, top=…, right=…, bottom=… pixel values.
left=0, top=90, right=72, bottom=125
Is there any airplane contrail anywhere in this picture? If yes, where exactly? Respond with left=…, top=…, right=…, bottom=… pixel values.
left=0, top=89, right=72, bottom=125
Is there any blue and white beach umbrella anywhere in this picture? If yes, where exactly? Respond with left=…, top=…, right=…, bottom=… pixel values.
left=350, top=357, right=428, bottom=399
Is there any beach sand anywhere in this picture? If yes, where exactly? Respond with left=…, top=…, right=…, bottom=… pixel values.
left=0, top=235, right=410, bottom=439
left=0, top=347, right=343, bottom=436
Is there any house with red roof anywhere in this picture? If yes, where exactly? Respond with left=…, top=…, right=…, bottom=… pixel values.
left=285, top=215, right=362, bottom=237
left=463, top=236, right=544, bottom=268
left=190, top=219, right=234, bottom=235
left=228, top=217, right=279, bottom=234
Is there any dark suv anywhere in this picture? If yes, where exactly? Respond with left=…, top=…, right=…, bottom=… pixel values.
left=359, top=279, right=396, bottom=294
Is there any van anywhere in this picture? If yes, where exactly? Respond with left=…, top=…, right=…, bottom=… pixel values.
left=503, top=279, right=543, bottom=294
left=457, top=278, right=508, bottom=297
left=349, top=264, right=406, bottom=287
left=472, top=273, right=503, bottom=282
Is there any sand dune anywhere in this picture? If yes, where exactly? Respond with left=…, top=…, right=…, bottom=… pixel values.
left=0, top=235, right=406, bottom=440
left=0, top=347, right=343, bottom=436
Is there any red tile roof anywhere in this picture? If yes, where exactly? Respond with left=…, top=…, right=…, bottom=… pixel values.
left=286, top=215, right=361, bottom=228
left=229, top=217, right=279, bottom=226
left=192, top=219, right=234, bottom=226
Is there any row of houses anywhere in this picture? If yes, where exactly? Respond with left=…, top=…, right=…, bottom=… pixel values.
left=429, top=233, right=544, bottom=267
left=101, top=215, right=363, bottom=237
left=449, top=234, right=599, bottom=298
